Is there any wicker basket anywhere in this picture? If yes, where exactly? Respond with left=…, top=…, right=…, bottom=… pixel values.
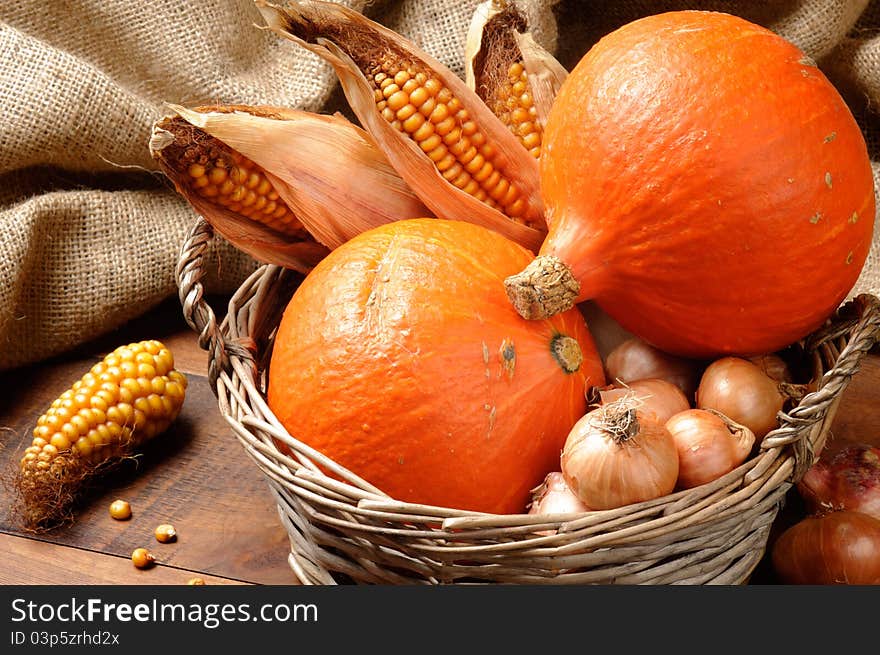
left=177, top=217, right=880, bottom=585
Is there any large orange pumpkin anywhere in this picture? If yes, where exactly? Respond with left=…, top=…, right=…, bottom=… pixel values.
left=267, top=218, right=605, bottom=514
left=505, top=11, right=875, bottom=358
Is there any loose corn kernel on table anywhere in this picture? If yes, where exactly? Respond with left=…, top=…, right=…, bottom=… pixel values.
left=0, top=296, right=878, bottom=585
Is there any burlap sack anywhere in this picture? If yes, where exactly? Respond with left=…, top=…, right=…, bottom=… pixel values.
left=1, top=0, right=878, bottom=371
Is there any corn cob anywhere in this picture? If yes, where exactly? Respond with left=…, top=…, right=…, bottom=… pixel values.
left=256, top=0, right=547, bottom=252
left=368, top=58, right=528, bottom=219
left=155, top=113, right=310, bottom=241
left=16, top=340, right=187, bottom=529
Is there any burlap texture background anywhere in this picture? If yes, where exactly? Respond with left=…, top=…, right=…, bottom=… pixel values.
left=1, top=0, right=878, bottom=371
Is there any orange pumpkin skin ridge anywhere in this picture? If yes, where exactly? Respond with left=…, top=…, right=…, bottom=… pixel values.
left=539, top=11, right=875, bottom=358
left=267, top=218, right=605, bottom=514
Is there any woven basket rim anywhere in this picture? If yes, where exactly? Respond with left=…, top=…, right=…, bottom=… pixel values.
left=176, top=217, right=880, bottom=584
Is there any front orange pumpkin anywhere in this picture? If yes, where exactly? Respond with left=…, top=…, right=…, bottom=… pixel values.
left=267, top=218, right=605, bottom=514
left=505, top=11, right=875, bottom=358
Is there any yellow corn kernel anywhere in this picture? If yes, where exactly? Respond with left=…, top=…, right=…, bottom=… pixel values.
left=131, top=548, right=156, bottom=570
left=368, top=57, right=526, bottom=222
left=109, top=499, right=132, bottom=520
left=154, top=524, right=177, bottom=543
left=50, top=434, right=71, bottom=451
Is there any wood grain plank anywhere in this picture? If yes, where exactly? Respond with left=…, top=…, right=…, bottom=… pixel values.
left=0, top=533, right=247, bottom=585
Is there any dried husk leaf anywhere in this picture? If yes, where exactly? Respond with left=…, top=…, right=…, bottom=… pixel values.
left=515, top=31, right=568, bottom=130
left=465, top=0, right=527, bottom=93
left=255, top=0, right=546, bottom=253
left=465, top=0, right=506, bottom=89
left=465, top=0, right=567, bottom=131
left=161, top=104, right=431, bottom=251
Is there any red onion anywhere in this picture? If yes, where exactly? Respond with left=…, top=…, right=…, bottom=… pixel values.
left=798, top=443, right=880, bottom=520
left=772, top=510, right=880, bottom=585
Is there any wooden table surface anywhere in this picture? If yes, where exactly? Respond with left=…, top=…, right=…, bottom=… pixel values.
left=1, top=296, right=878, bottom=586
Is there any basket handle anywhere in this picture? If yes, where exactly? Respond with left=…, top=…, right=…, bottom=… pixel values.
left=175, top=217, right=253, bottom=391
left=762, top=293, right=880, bottom=481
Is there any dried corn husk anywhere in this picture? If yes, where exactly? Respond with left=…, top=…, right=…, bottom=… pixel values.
left=514, top=31, right=568, bottom=129
left=255, top=0, right=546, bottom=253
left=150, top=104, right=431, bottom=267
left=465, top=0, right=567, bottom=147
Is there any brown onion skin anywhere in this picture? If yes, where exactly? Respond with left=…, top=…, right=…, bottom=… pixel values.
left=528, top=472, right=590, bottom=516
left=696, top=357, right=785, bottom=441
left=598, top=378, right=691, bottom=424
left=797, top=444, right=880, bottom=520
left=747, top=353, right=793, bottom=383
left=771, top=510, right=880, bottom=584
left=605, top=338, right=702, bottom=401
left=665, top=409, right=755, bottom=489
left=561, top=406, right=679, bottom=511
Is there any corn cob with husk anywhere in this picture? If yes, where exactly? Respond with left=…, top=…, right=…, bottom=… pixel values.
left=255, top=0, right=547, bottom=253
left=150, top=104, right=431, bottom=267
left=464, top=0, right=568, bottom=159
left=15, top=340, right=187, bottom=530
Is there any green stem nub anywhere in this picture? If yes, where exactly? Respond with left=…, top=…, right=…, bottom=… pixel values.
left=504, top=254, right=579, bottom=320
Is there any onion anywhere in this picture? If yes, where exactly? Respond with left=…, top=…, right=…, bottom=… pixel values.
left=695, top=356, right=805, bottom=441
left=561, top=400, right=679, bottom=510
left=528, top=472, right=590, bottom=516
left=597, top=378, right=691, bottom=424
left=797, top=443, right=880, bottom=520
left=771, top=510, right=880, bottom=584
left=605, top=337, right=703, bottom=401
left=747, top=353, right=793, bottom=383
left=665, top=409, right=755, bottom=489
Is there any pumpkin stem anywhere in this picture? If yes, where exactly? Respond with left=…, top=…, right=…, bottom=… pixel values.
left=504, top=254, right=579, bottom=320
left=550, top=334, right=583, bottom=373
